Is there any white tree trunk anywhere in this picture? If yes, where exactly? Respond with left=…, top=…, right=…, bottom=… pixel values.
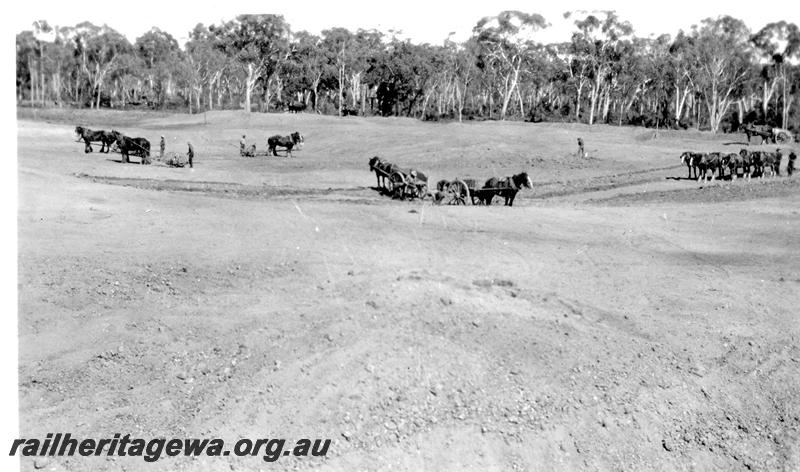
left=244, top=63, right=255, bottom=113
left=601, top=87, right=611, bottom=123
left=762, top=79, right=776, bottom=118
left=782, top=71, right=789, bottom=129
left=588, top=82, right=600, bottom=125
left=500, top=66, right=520, bottom=120
left=338, top=62, right=344, bottom=116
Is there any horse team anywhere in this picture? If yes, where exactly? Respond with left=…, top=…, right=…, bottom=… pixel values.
left=75, top=126, right=151, bottom=164
left=76, top=125, right=305, bottom=164
left=369, top=156, right=532, bottom=206
left=680, top=149, right=796, bottom=181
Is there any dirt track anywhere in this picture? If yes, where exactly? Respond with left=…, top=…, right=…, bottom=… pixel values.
left=17, top=109, right=800, bottom=471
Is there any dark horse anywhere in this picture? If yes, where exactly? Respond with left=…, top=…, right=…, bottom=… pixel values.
left=692, top=152, right=725, bottom=181
left=287, top=101, right=306, bottom=113
left=267, top=132, right=304, bottom=157
left=110, top=130, right=151, bottom=164
left=481, top=172, right=533, bottom=206
left=740, top=124, right=773, bottom=144
left=75, top=126, right=115, bottom=153
left=679, top=151, right=705, bottom=180
left=369, top=156, right=390, bottom=188
left=460, top=178, right=497, bottom=205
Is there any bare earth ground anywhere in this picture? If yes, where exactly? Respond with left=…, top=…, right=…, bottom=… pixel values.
left=17, top=108, right=800, bottom=471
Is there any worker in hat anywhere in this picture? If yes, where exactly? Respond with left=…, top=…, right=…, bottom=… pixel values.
left=187, top=142, right=194, bottom=168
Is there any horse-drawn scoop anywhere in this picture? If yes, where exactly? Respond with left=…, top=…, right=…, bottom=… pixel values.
left=387, top=169, right=429, bottom=200
left=368, top=156, right=429, bottom=200
left=436, top=173, right=532, bottom=206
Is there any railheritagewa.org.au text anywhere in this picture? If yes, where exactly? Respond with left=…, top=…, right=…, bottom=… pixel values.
left=10, top=433, right=331, bottom=463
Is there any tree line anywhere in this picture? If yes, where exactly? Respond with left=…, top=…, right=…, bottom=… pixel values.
left=15, top=12, right=800, bottom=133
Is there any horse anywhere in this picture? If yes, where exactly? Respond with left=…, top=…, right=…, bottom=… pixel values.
left=740, top=124, right=773, bottom=145
left=110, top=130, right=151, bottom=164
left=721, top=153, right=745, bottom=179
left=759, top=151, right=780, bottom=177
left=679, top=151, right=704, bottom=179
left=481, top=172, right=533, bottom=206
left=75, top=126, right=115, bottom=153
left=738, top=149, right=753, bottom=178
left=692, top=152, right=724, bottom=181
left=748, top=151, right=777, bottom=178
left=267, top=132, right=304, bottom=157
left=709, top=152, right=726, bottom=180
left=287, top=101, right=306, bottom=113
left=369, top=156, right=392, bottom=188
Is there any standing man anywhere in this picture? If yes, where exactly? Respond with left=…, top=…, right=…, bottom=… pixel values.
left=240, top=135, right=247, bottom=157
left=788, top=151, right=796, bottom=177
left=187, top=142, right=195, bottom=168
left=159, top=135, right=166, bottom=159
left=577, top=138, right=586, bottom=158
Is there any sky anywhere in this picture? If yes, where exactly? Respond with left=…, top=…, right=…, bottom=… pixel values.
left=8, top=0, right=800, bottom=47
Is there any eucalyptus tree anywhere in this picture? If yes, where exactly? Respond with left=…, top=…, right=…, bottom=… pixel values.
left=135, top=28, right=182, bottom=107
left=284, top=31, right=332, bottom=111
left=567, top=11, right=634, bottom=125
left=667, top=31, right=698, bottom=126
left=210, top=14, right=291, bottom=112
left=689, top=16, right=753, bottom=132
left=321, top=28, right=383, bottom=115
left=752, top=21, right=800, bottom=128
left=16, top=31, right=39, bottom=102
left=472, top=11, right=549, bottom=120
left=186, top=24, right=229, bottom=111
left=72, top=22, right=131, bottom=109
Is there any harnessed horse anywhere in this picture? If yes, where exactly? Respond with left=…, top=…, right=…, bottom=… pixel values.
left=741, top=124, right=774, bottom=144
left=110, top=130, right=151, bottom=164
left=287, top=102, right=306, bottom=113
left=369, top=156, right=391, bottom=188
left=746, top=151, right=778, bottom=178
left=692, top=152, right=724, bottom=181
left=267, top=132, right=304, bottom=157
left=760, top=151, right=780, bottom=177
left=721, top=153, right=745, bottom=179
left=75, top=126, right=115, bottom=153
left=679, top=151, right=706, bottom=180
left=481, top=172, right=533, bottom=206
